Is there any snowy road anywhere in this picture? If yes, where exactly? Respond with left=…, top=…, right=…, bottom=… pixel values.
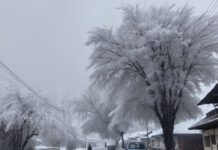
left=35, top=145, right=107, bottom=150
left=93, top=146, right=106, bottom=150
left=76, top=146, right=106, bottom=150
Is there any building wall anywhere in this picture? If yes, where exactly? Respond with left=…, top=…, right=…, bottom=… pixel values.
left=149, top=134, right=203, bottom=150
left=202, top=128, right=218, bottom=150
left=149, top=135, right=179, bottom=150
left=150, top=136, right=165, bottom=150
left=177, top=134, right=203, bottom=150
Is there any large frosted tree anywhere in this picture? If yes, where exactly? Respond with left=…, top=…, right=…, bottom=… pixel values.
left=86, top=5, right=218, bottom=150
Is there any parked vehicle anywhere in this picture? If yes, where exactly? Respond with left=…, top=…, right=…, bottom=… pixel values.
left=125, top=142, right=147, bottom=150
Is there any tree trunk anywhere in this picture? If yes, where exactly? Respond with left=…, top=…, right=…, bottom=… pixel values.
left=145, top=122, right=150, bottom=149
left=121, top=132, right=125, bottom=148
left=161, top=121, right=175, bottom=150
left=153, top=99, right=178, bottom=150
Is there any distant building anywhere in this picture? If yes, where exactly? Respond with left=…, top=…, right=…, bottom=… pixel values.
left=190, top=84, right=218, bottom=150
left=124, top=121, right=203, bottom=150
left=149, top=121, right=203, bottom=150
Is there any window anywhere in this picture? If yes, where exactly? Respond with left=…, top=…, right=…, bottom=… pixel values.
left=216, top=135, right=218, bottom=144
left=204, top=136, right=210, bottom=147
left=151, top=140, right=155, bottom=146
left=211, top=135, right=216, bottom=144
left=156, top=138, right=160, bottom=146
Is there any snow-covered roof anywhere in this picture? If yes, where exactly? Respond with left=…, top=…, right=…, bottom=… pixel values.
left=189, top=110, right=218, bottom=130
left=198, top=84, right=218, bottom=105
left=150, top=120, right=201, bottom=137
left=127, top=131, right=146, bottom=138
left=125, top=120, right=201, bottom=140
left=124, top=131, right=148, bottom=140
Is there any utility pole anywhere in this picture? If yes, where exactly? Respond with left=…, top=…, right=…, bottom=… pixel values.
left=146, top=122, right=149, bottom=149
left=84, top=135, right=87, bottom=150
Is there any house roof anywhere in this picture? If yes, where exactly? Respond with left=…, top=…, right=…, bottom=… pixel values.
left=126, top=120, right=201, bottom=139
left=150, top=120, right=201, bottom=137
left=198, top=84, right=218, bottom=105
left=189, top=109, right=218, bottom=130
left=124, top=131, right=148, bottom=140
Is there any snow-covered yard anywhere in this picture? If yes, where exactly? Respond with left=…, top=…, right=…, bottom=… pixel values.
left=35, top=146, right=102, bottom=150
left=35, top=145, right=66, bottom=150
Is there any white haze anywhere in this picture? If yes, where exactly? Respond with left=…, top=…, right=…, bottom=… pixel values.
left=0, top=0, right=216, bottom=132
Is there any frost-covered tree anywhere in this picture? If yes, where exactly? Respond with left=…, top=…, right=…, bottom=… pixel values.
left=0, top=80, right=74, bottom=150
left=40, top=122, right=66, bottom=147
left=39, top=91, right=78, bottom=148
left=0, top=91, right=41, bottom=150
left=86, top=5, right=218, bottom=150
left=106, top=93, right=133, bottom=147
left=74, top=90, right=130, bottom=145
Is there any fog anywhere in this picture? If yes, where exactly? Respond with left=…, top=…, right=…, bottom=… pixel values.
left=0, top=0, right=215, bottom=112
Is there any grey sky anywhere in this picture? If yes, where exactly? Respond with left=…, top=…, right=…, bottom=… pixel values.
left=0, top=0, right=216, bottom=115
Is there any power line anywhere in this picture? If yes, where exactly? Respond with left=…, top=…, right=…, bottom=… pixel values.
left=207, top=0, right=218, bottom=14
left=210, top=0, right=218, bottom=15
left=207, top=0, right=216, bottom=12
left=0, top=61, right=40, bottom=96
left=210, top=0, right=218, bottom=11
left=0, top=60, right=64, bottom=113
left=0, top=61, right=71, bottom=141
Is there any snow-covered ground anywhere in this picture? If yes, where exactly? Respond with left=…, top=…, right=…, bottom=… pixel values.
left=75, top=148, right=84, bottom=150
left=35, top=145, right=105, bottom=150
left=35, top=145, right=64, bottom=150
left=91, top=146, right=106, bottom=150
left=75, top=146, right=106, bottom=150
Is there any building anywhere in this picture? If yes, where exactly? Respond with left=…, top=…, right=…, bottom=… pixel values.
left=190, top=84, right=218, bottom=150
left=125, top=131, right=148, bottom=141
left=124, top=121, right=203, bottom=150
left=149, top=121, right=203, bottom=150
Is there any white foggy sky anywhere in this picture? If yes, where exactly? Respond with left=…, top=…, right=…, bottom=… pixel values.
left=0, top=0, right=216, bottom=113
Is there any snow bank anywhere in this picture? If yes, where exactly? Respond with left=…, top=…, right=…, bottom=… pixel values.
left=35, top=145, right=60, bottom=150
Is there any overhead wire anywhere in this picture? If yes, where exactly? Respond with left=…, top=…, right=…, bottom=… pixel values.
left=0, top=60, right=64, bottom=113
left=0, top=60, right=73, bottom=141
left=207, top=0, right=216, bottom=12
left=211, top=2, right=218, bottom=15
left=207, top=0, right=218, bottom=15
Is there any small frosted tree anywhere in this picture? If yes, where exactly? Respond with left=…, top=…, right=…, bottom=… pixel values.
left=74, top=90, right=130, bottom=145
left=86, top=5, right=218, bottom=150
left=0, top=91, right=41, bottom=150
left=0, top=81, right=72, bottom=150
left=39, top=91, right=78, bottom=148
